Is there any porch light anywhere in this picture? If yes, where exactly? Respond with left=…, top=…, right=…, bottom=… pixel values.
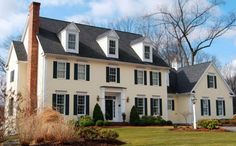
left=97, top=95, right=99, bottom=102
left=126, top=97, right=129, bottom=103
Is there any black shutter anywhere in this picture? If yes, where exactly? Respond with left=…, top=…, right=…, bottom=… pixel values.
left=159, top=72, right=162, bottom=86
left=52, top=94, right=57, bottom=110
left=144, top=98, right=147, bottom=115
left=66, top=63, right=70, bottom=80
left=216, top=100, right=219, bottom=116
left=207, top=75, right=210, bottom=88
left=160, top=99, right=162, bottom=116
left=74, top=64, right=78, bottom=80
left=86, top=65, right=90, bottom=81
left=135, top=97, right=138, bottom=108
left=223, top=100, right=226, bottom=116
left=117, top=68, right=120, bottom=83
left=208, top=100, right=211, bottom=116
left=201, top=99, right=203, bottom=116
left=214, top=76, right=217, bottom=89
left=134, top=70, right=138, bottom=84
left=172, top=100, right=175, bottom=111
left=53, top=61, right=57, bottom=79
left=65, top=94, right=69, bottom=115
left=74, top=95, right=78, bottom=115
left=150, top=71, right=153, bottom=86
left=106, top=67, right=109, bottom=82
left=86, top=95, right=90, bottom=115
left=144, top=71, right=147, bottom=85
left=150, top=98, right=153, bottom=115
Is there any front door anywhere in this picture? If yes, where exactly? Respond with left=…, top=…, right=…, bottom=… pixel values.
left=105, top=96, right=116, bottom=120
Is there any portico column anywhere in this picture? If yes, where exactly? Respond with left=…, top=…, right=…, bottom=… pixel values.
left=100, top=88, right=105, bottom=117
left=121, top=89, right=126, bottom=114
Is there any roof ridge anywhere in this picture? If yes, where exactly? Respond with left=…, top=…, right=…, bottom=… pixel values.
left=177, top=61, right=211, bottom=70
left=39, top=16, right=143, bottom=37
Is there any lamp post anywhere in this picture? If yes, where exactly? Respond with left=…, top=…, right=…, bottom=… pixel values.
left=191, top=92, right=197, bottom=129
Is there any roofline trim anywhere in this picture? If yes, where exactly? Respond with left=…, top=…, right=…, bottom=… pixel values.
left=5, top=42, right=14, bottom=67
left=44, top=53, right=170, bottom=70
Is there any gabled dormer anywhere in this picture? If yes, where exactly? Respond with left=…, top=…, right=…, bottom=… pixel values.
left=96, top=30, right=119, bottom=58
left=130, top=37, right=153, bottom=63
left=58, top=22, right=80, bottom=54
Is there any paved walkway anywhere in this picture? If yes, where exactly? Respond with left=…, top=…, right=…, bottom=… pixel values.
left=221, top=126, right=236, bottom=132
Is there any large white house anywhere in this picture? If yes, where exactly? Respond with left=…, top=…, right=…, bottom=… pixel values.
left=5, top=2, right=234, bottom=132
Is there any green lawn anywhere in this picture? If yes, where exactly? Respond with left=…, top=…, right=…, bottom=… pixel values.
left=113, top=126, right=236, bottom=146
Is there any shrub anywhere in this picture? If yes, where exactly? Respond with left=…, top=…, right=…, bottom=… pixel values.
left=18, top=108, right=77, bottom=145
left=197, top=119, right=219, bottom=130
left=103, top=121, right=111, bottom=126
left=129, top=106, right=140, bottom=125
left=96, top=120, right=104, bottom=126
left=140, top=116, right=156, bottom=125
left=68, top=119, right=80, bottom=127
left=93, top=104, right=104, bottom=122
left=166, top=120, right=173, bottom=126
left=79, top=115, right=94, bottom=127
left=77, top=127, right=119, bottom=141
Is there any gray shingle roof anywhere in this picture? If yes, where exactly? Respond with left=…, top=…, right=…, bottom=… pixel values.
left=12, top=41, right=27, bottom=61
left=168, top=62, right=211, bottom=94
left=37, top=17, right=169, bottom=67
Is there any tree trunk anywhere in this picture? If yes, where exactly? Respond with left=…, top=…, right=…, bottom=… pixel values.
left=191, top=52, right=196, bottom=65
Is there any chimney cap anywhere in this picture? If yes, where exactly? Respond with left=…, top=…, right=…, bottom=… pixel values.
left=32, top=1, right=41, bottom=5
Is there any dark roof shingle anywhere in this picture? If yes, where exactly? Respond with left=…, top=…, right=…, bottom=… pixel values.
left=12, top=41, right=27, bottom=61
left=38, top=17, right=169, bottom=67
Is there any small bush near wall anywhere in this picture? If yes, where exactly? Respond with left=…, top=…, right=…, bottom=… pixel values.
left=93, top=104, right=104, bottom=122
left=79, top=115, right=95, bottom=127
left=197, top=119, right=219, bottom=130
left=129, top=106, right=140, bottom=125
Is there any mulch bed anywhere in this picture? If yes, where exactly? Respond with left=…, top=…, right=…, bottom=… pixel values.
left=170, top=126, right=228, bottom=132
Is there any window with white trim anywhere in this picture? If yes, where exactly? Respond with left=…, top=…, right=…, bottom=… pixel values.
left=137, top=98, right=144, bottom=115
left=202, top=99, right=209, bottom=116
left=56, top=94, right=65, bottom=114
left=216, top=99, right=224, bottom=116
left=137, top=70, right=144, bottom=84
left=77, top=95, right=86, bottom=115
left=153, top=98, right=161, bottom=115
left=68, top=33, right=76, bottom=50
left=168, top=99, right=174, bottom=111
left=109, top=40, right=116, bottom=55
left=207, top=74, right=216, bottom=88
left=57, top=62, right=66, bottom=79
left=152, top=72, right=159, bottom=85
left=10, top=70, right=14, bottom=82
left=78, top=64, right=86, bottom=80
left=144, top=46, right=150, bottom=59
left=109, top=67, right=117, bottom=82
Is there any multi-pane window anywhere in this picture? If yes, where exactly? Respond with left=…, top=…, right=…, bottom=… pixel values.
left=207, top=74, right=216, bottom=88
left=68, top=33, right=76, bottom=50
left=8, top=98, right=14, bottom=116
left=144, top=46, right=150, bottom=59
left=109, top=67, right=117, bottom=82
left=202, top=99, right=209, bottom=116
left=152, top=72, right=159, bottom=85
left=137, top=70, right=144, bottom=84
left=109, top=40, right=116, bottom=55
left=10, top=70, right=14, bottom=82
left=78, top=64, right=86, bottom=80
left=153, top=98, right=161, bottom=115
left=216, top=100, right=224, bottom=116
left=77, top=95, right=86, bottom=115
left=57, top=62, right=66, bottom=79
left=168, top=99, right=174, bottom=111
left=137, top=98, right=144, bottom=115
left=56, top=94, right=65, bottom=114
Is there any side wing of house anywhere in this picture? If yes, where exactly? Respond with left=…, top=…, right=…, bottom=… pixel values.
left=193, top=63, right=233, bottom=120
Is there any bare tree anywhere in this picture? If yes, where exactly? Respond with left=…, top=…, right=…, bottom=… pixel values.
left=195, top=51, right=221, bottom=68
left=148, top=0, right=236, bottom=65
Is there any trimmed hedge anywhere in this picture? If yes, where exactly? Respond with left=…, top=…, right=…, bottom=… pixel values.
left=79, top=115, right=95, bottom=127
left=93, top=103, right=104, bottom=122
left=129, top=106, right=140, bottom=125
left=197, top=119, right=219, bottom=130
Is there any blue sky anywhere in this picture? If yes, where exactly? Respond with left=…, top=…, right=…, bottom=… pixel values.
left=0, top=0, right=236, bottom=66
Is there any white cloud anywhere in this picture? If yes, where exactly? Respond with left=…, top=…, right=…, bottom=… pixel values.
left=33, top=0, right=84, bottom=7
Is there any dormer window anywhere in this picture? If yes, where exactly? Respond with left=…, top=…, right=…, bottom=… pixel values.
left=109, top=40, right=116, bottom=55
left=68, top=33, right=76, bottom=50
left=144, top=46, right=150, bottom=59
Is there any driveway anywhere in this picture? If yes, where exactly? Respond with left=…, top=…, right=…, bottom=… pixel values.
left=221, top=126, right=236, bottom=132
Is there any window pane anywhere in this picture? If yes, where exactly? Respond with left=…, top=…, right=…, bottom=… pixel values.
left=57, top=62, right=66, bottom=78
left=152, top=72, right=159, bottom=85
left=208, top=75, right=214, bottom=88
left=137, top=98, right=144, bottom=115
left=78, top=96, right=85, bottom=114
left=78, top=64, right=86, bottom=80
left=109, top=40, right=116, bottom=54
left=56, top=94, right=65, bottom=114
left=202, top=99, right=209, bottom=116
left=153, top=99, right=160, bottom=115
left=68, top=34, right=76, bottom=50
left=218, top=100, right=223, bottom=116
left=137, top=71, right=144, bottom=84
left=144, top=46, right=150, bottom=59
left=168, top=100, right=172, bottom=110
left=109, top=67, right=116, bottom=82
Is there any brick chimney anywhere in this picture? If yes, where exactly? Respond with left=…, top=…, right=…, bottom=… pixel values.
left=27, top=2, right=40, bottom=113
